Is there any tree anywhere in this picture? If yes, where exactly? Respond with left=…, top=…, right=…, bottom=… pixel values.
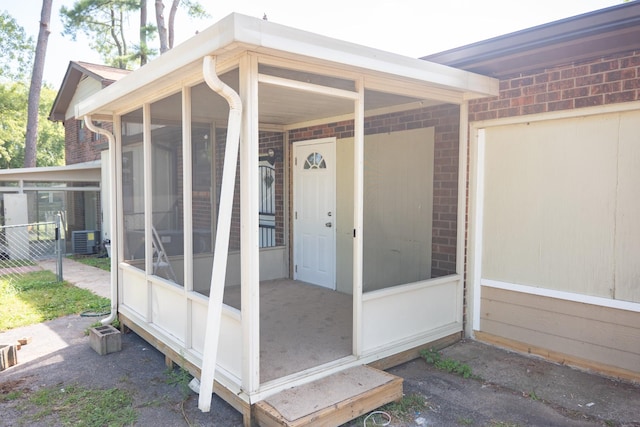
left=0, top=12, right=35, bottom=82
left=60, top=0, right=140, bottom=69
left=0, top=83, right=63, bottom=169
left=24, top=0, right=53, bottom=168
left=167, top=0, right=207, bottom=49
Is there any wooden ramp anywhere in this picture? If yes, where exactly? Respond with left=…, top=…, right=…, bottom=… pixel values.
left=254, top=365, right=403, bottom=427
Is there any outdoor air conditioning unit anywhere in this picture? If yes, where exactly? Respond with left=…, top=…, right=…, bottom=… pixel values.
left=72, top=230, right=101, bottom=255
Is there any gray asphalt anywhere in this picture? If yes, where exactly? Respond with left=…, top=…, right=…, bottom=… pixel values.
left=1, top=258, right=638, bottom=426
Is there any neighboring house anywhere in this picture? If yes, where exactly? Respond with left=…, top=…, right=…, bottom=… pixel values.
left=68, top=3, right=640, bottom=425
left=47, top=61, right=130, bottom=246
left=425, top=2, right=640, bottom=383
left=0, top=61, right=128, bottom=252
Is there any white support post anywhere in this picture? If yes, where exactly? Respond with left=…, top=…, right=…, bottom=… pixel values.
left=182, top=86, right=194, bottom=349
left=352, top=77, right=365, bottom=356
left=457, top=102, right=469, bottom=330
left=143, top=104, right=153, bottom=322
left=240, top=52, right=261, bottom=395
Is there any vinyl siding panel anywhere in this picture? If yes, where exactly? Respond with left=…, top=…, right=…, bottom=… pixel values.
left=480, top=287, right=640, bottom=374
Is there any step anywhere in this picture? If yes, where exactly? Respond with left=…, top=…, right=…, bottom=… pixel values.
left=254, top=365, right=403, bottom=427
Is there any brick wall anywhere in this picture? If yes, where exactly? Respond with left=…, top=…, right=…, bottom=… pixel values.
left=469, top=50, right=640, bottom=122
left=289, top=104, right=461, bottom=278
left=64, top=119, right=111, bottom=165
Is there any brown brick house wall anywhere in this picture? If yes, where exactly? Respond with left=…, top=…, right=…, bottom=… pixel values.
left=64, top=119, right=111, bottom=165
left=468, top=50, right=640, bottom=122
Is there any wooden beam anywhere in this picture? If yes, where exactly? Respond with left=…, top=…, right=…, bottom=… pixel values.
left=118, top=313, right=251, bottom=417
left=475, top=331, right=640, bottom=383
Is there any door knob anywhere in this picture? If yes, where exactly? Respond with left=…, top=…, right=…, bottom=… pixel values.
left=325, top=222, right=332, bottom=228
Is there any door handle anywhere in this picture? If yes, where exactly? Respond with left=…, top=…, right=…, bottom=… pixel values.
left=325, top=222, right=332, bottom=228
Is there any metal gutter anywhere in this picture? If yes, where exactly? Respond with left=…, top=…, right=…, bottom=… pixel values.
left=83, top=116, right=118, bottom=326
left=75, top=13, right=497, bottom=119
left=197, top=55, right=243, bottom=413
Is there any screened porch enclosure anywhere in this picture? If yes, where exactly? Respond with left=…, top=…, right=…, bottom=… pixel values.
left=76, top=13, right=498, bottom=412
left=116, top=62, right=464, bottom=386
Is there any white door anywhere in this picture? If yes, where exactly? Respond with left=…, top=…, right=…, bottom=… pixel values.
left=293, top=138, right=336, bottom=289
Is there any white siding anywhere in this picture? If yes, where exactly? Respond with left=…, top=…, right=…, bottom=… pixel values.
left=482, top=111, right=640, bottom=302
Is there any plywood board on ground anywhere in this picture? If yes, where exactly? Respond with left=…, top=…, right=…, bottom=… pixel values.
left=254, top=365, right=402, bottom=427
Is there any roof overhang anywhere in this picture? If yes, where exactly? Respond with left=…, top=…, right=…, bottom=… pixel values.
left=49, top=62, right=130, bottom=122
left=76, top=13, right=498, bottom=120
left=422, top=2, right=640, bottom=77
left=0, top=161, right=101, bottom=183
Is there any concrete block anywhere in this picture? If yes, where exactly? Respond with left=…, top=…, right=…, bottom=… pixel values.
left=0, top=344, right=18, bottom=371
left=89, top=325, right=122, bottom=355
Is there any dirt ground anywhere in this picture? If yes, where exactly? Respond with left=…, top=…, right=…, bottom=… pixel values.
left=1, top=314, right=639, bottom=426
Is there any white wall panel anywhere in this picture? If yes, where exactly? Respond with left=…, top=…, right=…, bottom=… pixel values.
left=481, top=110, right=640, bottom=303
left=614, top=110, right=640, bottom=303
left=483, top=116, right=618, bottom=298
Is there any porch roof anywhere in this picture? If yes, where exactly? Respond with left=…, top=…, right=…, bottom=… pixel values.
left=76, top=13, right=498, bottom=121
left=0, top=160, right=101, bottom=183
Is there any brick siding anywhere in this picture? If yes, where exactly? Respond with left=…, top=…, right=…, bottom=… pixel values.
left=469, top=50, right=640, bottom=122
left=64, top=119, right=111, bottom=165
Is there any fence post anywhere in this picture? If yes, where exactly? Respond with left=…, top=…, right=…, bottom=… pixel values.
left=56, top=213, right=63, bottom=282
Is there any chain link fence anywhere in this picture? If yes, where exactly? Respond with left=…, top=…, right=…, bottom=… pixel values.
left=0, top=217, right=63, bottom=283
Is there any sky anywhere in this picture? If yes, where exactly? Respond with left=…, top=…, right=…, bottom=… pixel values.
left=3, top=0, right=625, bottom=88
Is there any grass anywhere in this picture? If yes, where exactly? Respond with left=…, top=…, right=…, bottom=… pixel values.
left=420, top=348, right=476, bottom=379
left=28, top=384, right=136, bottom=427
left=0, top=270, right=110, bottom=331
left=69, top=255, right=111, bottom=272
left=350, top=393, right=428, bottom=426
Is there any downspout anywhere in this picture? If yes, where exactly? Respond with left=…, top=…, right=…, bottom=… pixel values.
left=84, top=116, right=118, bottom=326
left=197, top=55, right=243, bottom=412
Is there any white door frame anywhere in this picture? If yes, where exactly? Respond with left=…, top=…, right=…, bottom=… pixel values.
left=292, top=137, right=337, bottom=289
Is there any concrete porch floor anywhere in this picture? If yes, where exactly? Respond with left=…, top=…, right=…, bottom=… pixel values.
left=222, top=279, right=353, bottom=383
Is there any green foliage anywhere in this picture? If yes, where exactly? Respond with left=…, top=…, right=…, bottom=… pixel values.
left=0, top=270, right=110, bottom=331
left=29, top=384, right=137, bottom=427
left=420, top=348, right=476, bottom=379
left=165, top=365, right=193, bottom=400
left=60, top=0, right=140, bottom=69
left=0, top=82, right=64, bottom=168
left=350, top=393, right=427, bottom=426
left=0, top=12, right=34, bottom=82
left=70, top=255, right=111, bottom=271
left=61, top=0, right=209, bottom=68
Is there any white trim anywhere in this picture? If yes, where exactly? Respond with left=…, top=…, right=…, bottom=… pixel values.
left=472, top=100, right=640, bottom=129
left=258, top=73, right=359, bottom=100
left=76, top=13, right=497, bottom=118
left=362, top=274, right=461, bottom=302
left=482, top=279, right=640, bottom=313
left=239, top=53, right=261, bottom=394
left=471, top=129, right=486, bottom=331
left=456, top=102, right=468, bottom=329
left=353, top=76, right=365, bottom=357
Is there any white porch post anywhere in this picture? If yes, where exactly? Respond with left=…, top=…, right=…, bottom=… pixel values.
left=457, top=102, right=470, bottom=334
left=240, top=52, right=261, bottom=394
left=143, top=103, right=153, bottom=322
left=352, top=77, right=365, bottom=356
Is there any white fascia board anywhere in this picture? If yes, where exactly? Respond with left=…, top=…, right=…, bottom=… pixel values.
left=77, top=13, right=498, bottom=118
left=76, top=13, right=245, bottom=118
left=0, top=161, right=102, bottom=182
left=234, top=14, right=498, bottom=98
